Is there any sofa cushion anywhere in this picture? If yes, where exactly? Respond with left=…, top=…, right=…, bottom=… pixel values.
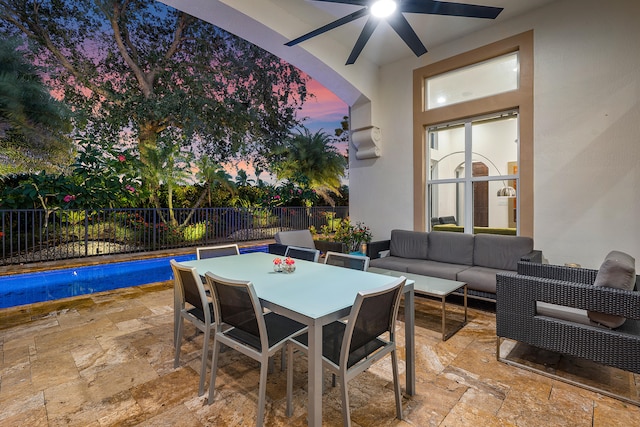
left=473, top=234, right=534, bottom=271
left=536, top=302, right=592, bottom=326
left=274, top=230, right=316, bottom=249
left=368, top=256, right=426, bottom=272
left=588, top=250, right=636, bottom=328
left=407, top=261, right=469, bottom=281
left=456, top=266, right=508, bottom=294
left=427, top=231, right=474, bottom=265
left=389, top=229, right=429, bottom=259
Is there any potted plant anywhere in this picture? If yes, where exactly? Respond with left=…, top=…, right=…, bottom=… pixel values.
left=311, top=218, right=372, bottom=254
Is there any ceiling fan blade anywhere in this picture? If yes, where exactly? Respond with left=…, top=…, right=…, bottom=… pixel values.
left=346, top=16, right=379, bottom=65
left=402, top=0, right=503, bottom=19
left=387, top=13, right=428, bottom=57
left=285, top=7, right=369, bottom=46
left=312, top=0, right=368, bottom=5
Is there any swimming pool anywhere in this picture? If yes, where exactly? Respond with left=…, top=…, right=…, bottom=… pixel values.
left=0, top=245, right=268, bottom=309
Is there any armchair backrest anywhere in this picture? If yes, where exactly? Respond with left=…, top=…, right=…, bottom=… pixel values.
left=275, top=230, right=316, bottom=249
left=285, top=246, right=320, bottom=262
left=341, top=276, right=405, bottom=368
left=205, top=273, right=267, bottom=351
left=170, top=260, right=210, bottom=321
left=197, top=244, right=240, bottom=260
left=325, top=251, right=370, bottom=271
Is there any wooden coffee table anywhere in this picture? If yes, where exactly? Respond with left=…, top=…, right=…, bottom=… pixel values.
left=369, top=267, right=467, bottom=340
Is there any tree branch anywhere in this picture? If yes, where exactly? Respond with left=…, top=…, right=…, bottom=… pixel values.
left=108, top=0, right=153, bottom=97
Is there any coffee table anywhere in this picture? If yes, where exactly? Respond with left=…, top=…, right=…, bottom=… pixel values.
left=369, top=267, right=467, bottom=340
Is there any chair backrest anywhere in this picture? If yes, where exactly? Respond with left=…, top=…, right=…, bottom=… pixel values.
left=170, top=260, right=211, bottom=322
left=204, top=272, right=268, bottom=351
left=285, top=246, right=320, bottom=262
left=274, top=230, right=316, bottom=249
left=197, top=244, right=240, bottom=260
left=341, top=276, right=406, bottom=367
left=324, top=251, right=370, bottom=271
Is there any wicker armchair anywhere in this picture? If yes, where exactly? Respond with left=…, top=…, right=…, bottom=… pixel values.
left=496, top=261, right=640, bottom=403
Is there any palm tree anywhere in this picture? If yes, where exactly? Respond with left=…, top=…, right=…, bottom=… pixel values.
left=234, top=168, right=255, bottom=187
left=140, top=139, right=192, bottom=225
left=271, top=128, right=347, bottom=206
left=195, top=157, right=236, bottom=207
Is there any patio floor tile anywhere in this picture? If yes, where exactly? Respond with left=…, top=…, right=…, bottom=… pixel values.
left=1, top=282, right=639, bottom=426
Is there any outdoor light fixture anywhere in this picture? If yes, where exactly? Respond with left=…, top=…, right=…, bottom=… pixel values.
left=370, top=0, right=397, bottom=18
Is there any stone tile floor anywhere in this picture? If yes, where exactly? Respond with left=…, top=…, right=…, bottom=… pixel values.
left=1, top=282, right=638, bottom=426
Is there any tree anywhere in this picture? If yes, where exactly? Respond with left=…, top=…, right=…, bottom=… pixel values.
left=139, top=134, right=192, bottom=225
left=194, top=157, right=235, bottom=208
left=270, top=127, right=347, bottom=206
left=0, top=0, right=309, bottom=182
left=234, top=169, right=254, bottom=187
left=0, top=37, right=73, bottom=174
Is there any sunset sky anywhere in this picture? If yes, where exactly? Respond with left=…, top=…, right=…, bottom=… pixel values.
left=297, top=79, right=348, bottom=137
left=228, top=77, right=349, bottom=183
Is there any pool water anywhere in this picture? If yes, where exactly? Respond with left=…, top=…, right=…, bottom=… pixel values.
left=0, top=245, right=268, bottom=309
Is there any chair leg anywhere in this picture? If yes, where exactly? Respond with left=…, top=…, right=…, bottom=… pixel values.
left=256, top=358, right=269, bottom=427
left=173, top=294, right=179, bottom=347
left=391, top=349, right=403, bottom=420
left=198, top=328, right=210, bottom=396
left=280, top=347, right=286, bottom=371
left=339, top=371, right=351, bottom=427
left=174, top=315, right=183, bottom=368
left=207, top=339, right=222, bottom=405
left=286, top=343, right=294, bottom=417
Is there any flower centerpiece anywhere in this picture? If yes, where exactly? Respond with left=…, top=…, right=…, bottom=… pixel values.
left=273, top=257, right=283, bottom=273
left=283, top=256, right=296, bottom=273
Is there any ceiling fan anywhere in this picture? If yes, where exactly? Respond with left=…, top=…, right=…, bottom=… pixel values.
left=285, top=0, right=504, bottom=65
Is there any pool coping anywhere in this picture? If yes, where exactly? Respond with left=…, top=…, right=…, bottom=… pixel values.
left=0, top=239, right=274, bottom=276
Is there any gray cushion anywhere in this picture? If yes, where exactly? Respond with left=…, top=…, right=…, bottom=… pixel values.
left=587, top=250, right=636, bottom=328
left=389, top=229, right=429, bottom=259
left=427, top=231, right=474, bottom=265
left=407, top=261, right=469, bottom=281
left=274, top=230, right=316, bottom=249
left=473, top=234, right=533, bottom=271
left=457, top=266, right=507, bottom=294
left=368, top=256, right=425, bottom=272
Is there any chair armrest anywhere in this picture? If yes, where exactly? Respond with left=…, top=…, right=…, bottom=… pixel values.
left=497, top=272, right=640, bottom=320
left=268, top=243, right=288, bottom=256
left=516, top=261, right=598, bottom=285
left=367, top=240, right=390, bottom=259
left=521, top=250, right=543, bottom=263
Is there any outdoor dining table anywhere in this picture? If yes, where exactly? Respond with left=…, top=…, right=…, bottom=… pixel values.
left=182, top=251, right=416, bottom=427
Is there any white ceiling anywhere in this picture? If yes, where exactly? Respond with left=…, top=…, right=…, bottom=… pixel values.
left=272, top=0, right=558, bottom=65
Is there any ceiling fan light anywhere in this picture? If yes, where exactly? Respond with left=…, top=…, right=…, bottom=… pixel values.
left=370, top=0, right=397, bottom=18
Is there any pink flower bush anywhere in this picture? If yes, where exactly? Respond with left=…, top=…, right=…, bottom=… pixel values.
left=125, top=184, right=135, bottom=193
left=118, top=154, right=126, bottom=162
left=63, top=194, right=76, bottom=203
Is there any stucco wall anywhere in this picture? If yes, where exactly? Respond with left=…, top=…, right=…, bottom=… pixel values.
left=351, top=0, right=640, bottom=268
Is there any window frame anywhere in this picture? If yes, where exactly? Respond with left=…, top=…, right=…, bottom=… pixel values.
left=412, top=31, right=534, bottom=237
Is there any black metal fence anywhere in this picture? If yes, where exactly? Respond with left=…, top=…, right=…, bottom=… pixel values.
left=0, top=206, right=348, bottom=266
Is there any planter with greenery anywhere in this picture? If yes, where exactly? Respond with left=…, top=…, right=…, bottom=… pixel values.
left=310, top=218, right=372, bottom=254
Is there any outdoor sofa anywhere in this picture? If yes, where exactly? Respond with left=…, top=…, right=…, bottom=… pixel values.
left=495, top=251, right=640, bottom=401
left=368, top=229, right=542, bottom=300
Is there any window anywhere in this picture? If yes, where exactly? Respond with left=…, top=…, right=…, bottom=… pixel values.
left=427, top=112, right=519, bottom=234
left=412, top=31, right=533, bottom=236
left=426, top=52, right=519, bottom=109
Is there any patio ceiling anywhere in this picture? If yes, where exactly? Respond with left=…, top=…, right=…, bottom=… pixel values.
left=160, top=0, right=557, bottom=105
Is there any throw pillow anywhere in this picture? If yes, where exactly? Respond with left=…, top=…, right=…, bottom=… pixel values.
left=587, top=250, right=636, bottom=328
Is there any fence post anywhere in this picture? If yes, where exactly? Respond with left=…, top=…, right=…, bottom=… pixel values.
left=84, top=210, right=89, bottom=257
